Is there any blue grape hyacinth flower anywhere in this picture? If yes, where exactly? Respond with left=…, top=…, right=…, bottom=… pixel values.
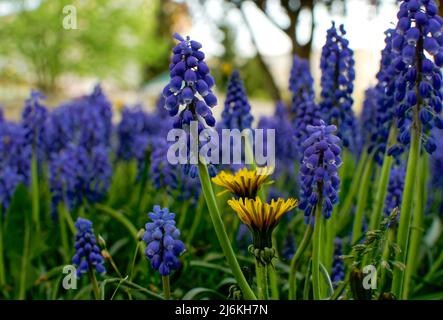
left=299, top=120, right=342, bottom=222
left=331, top=238, right=345, bottom=284
left=72, top=217, right=106, bottom=277
left=391, top=0, right=443, bottom=154
left=162, top=33, right=217, bottom=130
left=143, top=205, right=185, bottom=276
left=219, top=70, right=253, bottom=131
left=384, top=164, right=406, bottom=225
left=320, top=22, right=359, bottom=153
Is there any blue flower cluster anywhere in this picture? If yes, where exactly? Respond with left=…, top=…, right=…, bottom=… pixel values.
left=46, top=85, right=112, bottom=216
left=299, top=120, right=342, bottom=222
left=290, top=56, right=322, bottom=154
left=391, top=0, right=443, bottom=154
left=369, top=29, right=403, bottom=163
left=320, top=22, right=358, bottom=152
left=384, top=165, right=406, bottom=223
left=289, top=55, right=315, bottom=117
left=331, top=238, right=345, bottom=284
left=21, top=91, right=48, bottom=163
left=257, top=102, right=298, bottom=179
left=162, top=33, right=217, bottom=130
left=219, top=70, right=253, bottom=130
left=72, top=217, right=106, bottom=277
left=116, top=104, right=172, bottom=176
left=0, top=121, right=30, bottom=210
left=143, top=205, right=185, bottom=276
left=359, top=88, right=379, bottom=153
left=150, top=136, right=177, bottom=192
left=162, top=34, right=219, bottom=178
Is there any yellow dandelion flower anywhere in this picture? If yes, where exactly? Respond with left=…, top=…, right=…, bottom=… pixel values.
left=211, top=167, right=273, bottom=198
left=228, top=197, right=298, bottom=250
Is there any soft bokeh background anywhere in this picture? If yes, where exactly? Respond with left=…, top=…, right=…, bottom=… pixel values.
left=1, top=0, right=438, bottom=120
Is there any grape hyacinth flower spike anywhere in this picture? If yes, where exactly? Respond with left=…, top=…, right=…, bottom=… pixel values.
left=320, top=23, right=358, bottom=153
left=162, top=33, right=218, bottom=177
left=299, top=120, right=342, bottom=223
left=143, top=205, right=185, bottom=299
left=163, top=34, right=256, bottom=299
left=72, top=217, right=105, bottom=299
left=298, top=120, right=341, bottom=300
left=391, top=0, right=443, bottom=299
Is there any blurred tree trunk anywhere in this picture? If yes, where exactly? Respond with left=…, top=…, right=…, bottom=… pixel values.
left=439, top=0, right=443, bottom=17
left=256, top=0, right=315, bottom=60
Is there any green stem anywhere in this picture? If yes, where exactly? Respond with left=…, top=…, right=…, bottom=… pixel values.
left=58, top=204, right=69, bottom=262
left=18, top=211, right=31, bottom=299
left=303, top=259, right=312, bottom=300
left=197, top=162, right=256, bottom=300
left=414, top=249, right=443, bottom=294
left=391, top=125, right=421, bottom=298
left=31, top=152, right=40, bottom=236
left=267, top=263, right=279, bottom=299
left=380, top=228, right=395, bottom=292
left=369, top=126, right=396, bottom=231
left=255, top=259, right=268, bottom=299
left=88, top=269, right=100, bottom=300
left=337, top=152, right=368, bottom=232
left=312, top=203, right=323, bottom=300
left=162, top=275, right=171, bottom=300
left=352, top=155, right=374, bottom=244
left=186, top=200, right=202, bottom=248
left=0, top=210, right=5, bottom=286
left=60, top=204, right=76, bottom=235
left=288, top=224, right=314, bottom=300
left=403, top=152, right=428, bottom=299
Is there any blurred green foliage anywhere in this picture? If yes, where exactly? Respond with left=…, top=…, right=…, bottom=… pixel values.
left=0, top=0, right=172, bottom=91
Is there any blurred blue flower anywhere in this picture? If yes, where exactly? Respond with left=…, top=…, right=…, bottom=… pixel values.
left=320, top=23, right=359, bottom=152
left=384, top=164, right=406, bottom=226
left=331, top=238, right=345, bottom=284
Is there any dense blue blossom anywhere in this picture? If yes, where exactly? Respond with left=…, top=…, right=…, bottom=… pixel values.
left=359, top=88, right=379, bottom=153
left=289, top=55, right=315, bottom=116
left=0, top=121, right=30, bottom=210
left=72, top=217, right=106, bottom=277
left=299, top=120, right=342, bottom=222
left=143, top=205, right=185, bottom=276
left=331, top=238, right=345, bottom=284
left=162, top=33, right=217, bottom=130
left=369, top=29, right=403, bottom=163
left=384, top=165, right=406, bottom=224
left=290, top=56, right=322, bottom=154
left=257, top=102, right=298, bottom=178
left=49, top=144, right=111, bottom=217
left=21, top=90, right=48, bottom=162
left=218, top=70, right=253, bottom=131
left=391, top=0, right=443, bottom=154
left=150, top=136, right=177, bottom=192
left=320, top=22, right=358, bottom=152
left=162, top=34, right=218, bottom=177
left=45, top=85, right=112, bottom=154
